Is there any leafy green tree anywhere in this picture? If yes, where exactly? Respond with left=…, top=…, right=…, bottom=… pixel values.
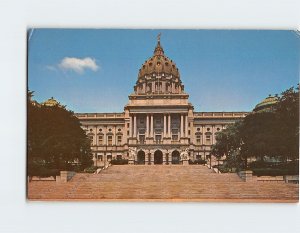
left=240, top=111, right=282, bottom=162
left=212, top=85, right=299, bottom=172
left=27, top=91, right=93, bottom=176
left=275, top=86, right=299, bottom=161
left=212, top=121, right=243, bottom=169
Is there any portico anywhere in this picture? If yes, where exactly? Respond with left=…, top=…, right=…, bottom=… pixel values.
left=128, top=112, right=189, bottom=140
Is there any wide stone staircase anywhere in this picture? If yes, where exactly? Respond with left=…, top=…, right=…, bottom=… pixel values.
left=28, top=165, right=299, bottom=201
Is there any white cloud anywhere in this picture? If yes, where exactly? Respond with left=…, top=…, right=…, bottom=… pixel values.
left=45, top=65, right=57, bottom=71
left=58, top=57, right=99, bottom=74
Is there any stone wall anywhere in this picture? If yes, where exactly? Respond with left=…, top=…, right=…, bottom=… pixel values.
left=56, top=171, right=76, bottom=183
left=238, top=170, right=255, bottom=182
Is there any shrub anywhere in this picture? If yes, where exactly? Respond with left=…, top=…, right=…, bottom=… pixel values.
left=111, top=159, right=128, bottom=165
left=250, top=161, right=299, bottom=176
left=193, top=159, right=207, bottom=165
left=28, top=165, right=60, bottom=177
left=84, top=166, right=99, bottom=173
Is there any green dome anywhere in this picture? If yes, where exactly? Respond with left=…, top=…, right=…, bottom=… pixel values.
left=43, top=97, right=61, bottom=107
left=253, top=95, right=279, bottom=113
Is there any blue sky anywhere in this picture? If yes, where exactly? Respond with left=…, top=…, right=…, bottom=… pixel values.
left=28, top=29, right=299, bottom=113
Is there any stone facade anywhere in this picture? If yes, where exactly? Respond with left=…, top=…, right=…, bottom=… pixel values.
left=75, top=37, right=248, bottom=166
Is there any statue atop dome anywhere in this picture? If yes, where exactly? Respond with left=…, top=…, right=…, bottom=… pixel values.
left=154, top=33, right=164, bottom=56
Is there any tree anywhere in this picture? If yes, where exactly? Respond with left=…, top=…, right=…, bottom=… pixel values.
left=212, top=85, right=299, bottom=173
left=240, top=111, right=282, bottom=162
left=275, top=86, right=299, bottom=161
left=211, top=121, right=243, bottom=170
left=240, top=85, right=299, bottom=163
left=27, top=91, right=93, bottom=176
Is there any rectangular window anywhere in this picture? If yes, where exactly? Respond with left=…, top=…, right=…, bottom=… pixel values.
left=107, top=135, right=113, bottom=146
left=127, top=130, right=129, bottom=136
left=206, top=135, right=211, bottom=144
left=140, top=118, right=144, bottom=124
left=172, top=135, right=178, bottom=141
left=155, top=135, right=162, bottom=142
left=97, top=154, right=103, bottom=161
left=188, top=130, right=190, bottom=135
left=117, top=135, right=122, bottom=145
left=98, top=135, right=103, bottom=145
left=172, top=129, right=178, bottom=134
left=139, top=135, right=145, bottom=143
left=196, top=135, right=201, bottom=144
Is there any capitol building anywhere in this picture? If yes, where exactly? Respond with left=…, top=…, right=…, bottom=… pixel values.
left=75, top=37, right=248, bottom=166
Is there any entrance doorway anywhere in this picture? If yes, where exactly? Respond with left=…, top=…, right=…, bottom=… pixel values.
left=154, top=150, right=163, bottom=164
left=172, top=150, right=180, bottom=164
left=137, top=150, right=145, bottom=165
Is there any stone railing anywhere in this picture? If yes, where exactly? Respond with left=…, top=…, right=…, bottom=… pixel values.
left=95, top=161, right=112, bottom=174
left=256, top=176, right=284, bottom=183
left=75, top=113, right=124, bottom=119
left=238, top=170, right=299, bottom=184
left=284, top=175, right=299, bottom=184
left=194, top=112, right=248, bottom=118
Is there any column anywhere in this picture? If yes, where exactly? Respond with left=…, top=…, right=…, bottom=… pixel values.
left=162, top=81, right=166, bottom=93
left=168, top=153, right=172, bottom=163
left=180, top=114, right=184, bottom=138
left=202, top=126, right=205, bottom=145
left=150, top=114, right=154, bottom=137
left=133, top=115, right=137, bottom=137
left=168, top=114, right=171, bottom=137
left=146, top=114, right=149, bottom=137
left=151, top=81, right=155, bottom=93
left=163, top=114, right=166, bottom=137
left=129, top=116, right=132, bottom=137
left=143, top=83, right=146, bottom=93
left=103, top=126, right=107, bottom=145
left=185, top=115, right=188, bottom=137
left=212, top=125, right=215, bottom=144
